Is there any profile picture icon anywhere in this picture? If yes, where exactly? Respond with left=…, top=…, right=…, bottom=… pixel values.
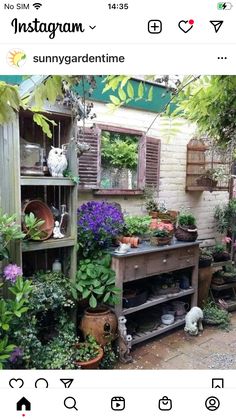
left=205, top=396, right=220, bottom=411
left=7, top=49, right=27, bottom=68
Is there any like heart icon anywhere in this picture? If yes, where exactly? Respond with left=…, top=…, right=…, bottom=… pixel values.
left=9, top=378, right=24, bottom=388
left=178, top=19, right=194, bottom=33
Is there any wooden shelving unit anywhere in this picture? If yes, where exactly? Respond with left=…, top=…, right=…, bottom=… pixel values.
left=0, top=107, right=78, bottom=280
left=112, top=241, right=199, bottom=346
left=210, top=260, right=236, bottom=312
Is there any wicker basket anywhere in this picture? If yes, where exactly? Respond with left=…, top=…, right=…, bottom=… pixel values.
left=150, top=236, right=172, bottom=246
left=175, top=225, right=198, bottom=242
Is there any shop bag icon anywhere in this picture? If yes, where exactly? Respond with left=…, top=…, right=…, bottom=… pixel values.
left=158, top=396, right=172, bottom=411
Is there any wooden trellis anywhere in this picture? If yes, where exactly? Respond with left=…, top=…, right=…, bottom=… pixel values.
left=186, top=138, right=231, bottom=192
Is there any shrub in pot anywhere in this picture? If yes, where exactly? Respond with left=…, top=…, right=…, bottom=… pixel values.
left=212, top=243, right=230, bottom=262
left=175, top=212, right=198, bottom=242
left=71, top=253, right=120, bottom=346
left=150, top=228, right=172, bottom=246
left=199, top=248, right=213, bottom=268
left=120, top=215, right=152, bottom=247
left=75, top=335, right=103, bottom=369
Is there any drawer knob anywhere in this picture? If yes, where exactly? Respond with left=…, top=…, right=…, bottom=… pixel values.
left=134, top=265, right=139, bottom=269
left=163, top=259, right=167, bottom=263
left=187, top=259, right=190, bottom=263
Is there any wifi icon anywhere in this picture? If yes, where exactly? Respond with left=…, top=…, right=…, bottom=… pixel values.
left=33, top=2, right=42, bottom=9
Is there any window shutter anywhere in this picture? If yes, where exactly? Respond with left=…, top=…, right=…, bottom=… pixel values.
left=145, top=136, right=161, bottom=189
left=78, top=126, right=101, bottom=189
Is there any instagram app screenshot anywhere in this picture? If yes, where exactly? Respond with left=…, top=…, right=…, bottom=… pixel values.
left=0, top=0, right=236, bottom=417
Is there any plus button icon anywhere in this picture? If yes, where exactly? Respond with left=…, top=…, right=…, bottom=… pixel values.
left=148, top=20, right=162, bottom=34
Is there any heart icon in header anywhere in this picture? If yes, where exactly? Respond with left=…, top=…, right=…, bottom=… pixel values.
left=178, top=19, right=195, bottom=33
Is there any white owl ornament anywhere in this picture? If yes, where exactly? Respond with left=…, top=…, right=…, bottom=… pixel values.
left=47, top=146, right=68, bottom=177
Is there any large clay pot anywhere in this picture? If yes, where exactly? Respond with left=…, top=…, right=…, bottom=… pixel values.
left=22, top=199, right=54, bottom=240
left=75, top=346, right=103, bottom=369
left=80, top=306, right=118, bottom=347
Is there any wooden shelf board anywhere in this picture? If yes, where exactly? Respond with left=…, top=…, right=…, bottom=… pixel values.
left=123, top=287, right=195, bottom=316
left=132, top=318, right=185, bottom=345
left=21, top=176, right=75, bottom=186
left=186, top=186, right=228, bottom=191
left=212, top=261, right=232, bottom=268
left=93, top=189, right=144, bottom=196
left=211, top=282, right=236, bottom=291
left=22, top=237, right=76, bottom=252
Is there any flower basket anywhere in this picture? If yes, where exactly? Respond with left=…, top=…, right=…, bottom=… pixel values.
left=196, top=176, right=217, bottom=188
left=212, top=251, right=231, bottom=262
left=150, top=236, right=172, bottom=246
left=175, top=225, right=198, bottom=242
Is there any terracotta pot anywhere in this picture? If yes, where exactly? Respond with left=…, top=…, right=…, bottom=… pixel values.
left=22, top=199, right=54, bottom=240
left=120, top=236, right=139, bottom=248
left=80, top=306, right=118, bottom=346
left=75, top=346, right=103, bottom=369
left=149, top=211, right=159, bottom=218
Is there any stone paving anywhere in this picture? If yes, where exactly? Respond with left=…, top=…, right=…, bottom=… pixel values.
left=117, top=312, right=236, bottom=369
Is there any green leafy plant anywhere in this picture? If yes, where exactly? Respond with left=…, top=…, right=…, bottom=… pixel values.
left=63, top=169, right=80, bottom=185
left=178, top=212, right=196, bottom=227
left=0, top=210, right=25, bottom=260
left=144, top=187, right=159, bottom=212
left=214, top=199, right=236, bottom=234
left=101, top=131, right=138, bottom=170
left=123, top=215, right=152, bottom=236
left=199, top=248, right=213, bottom=260
left=0, top=277, right=32, bottom=369
left=203, top=300, right=230, bottom=330
left=152, top=228, right=171, bottom=238
left=99, top=342, right=117, bottom=369
left=212, top=243, right=226, bottom=254
left=71, top=253, right=121, bottom=308
left=23, top=212, right=45, bottom=240
left=75, top=335, right=100, bottom=363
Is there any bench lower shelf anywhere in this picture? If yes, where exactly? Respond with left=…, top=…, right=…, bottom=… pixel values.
left=132, top=317, right=185, bottom=345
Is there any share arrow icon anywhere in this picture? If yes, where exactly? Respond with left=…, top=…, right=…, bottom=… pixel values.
left=60, top=379, right=74, bottom=388
left=210, top=20, right=224, bottom=33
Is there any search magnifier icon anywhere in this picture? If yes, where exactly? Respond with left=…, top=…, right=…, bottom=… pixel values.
left=64, top=397, right=78, bottom=411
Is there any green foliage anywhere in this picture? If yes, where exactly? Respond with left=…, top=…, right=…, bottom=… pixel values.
left=63, top=169, right=80, bottom=185
left=32, top=112, right=57, bottom=139
left=178, top=212, right=196, bottom=227
left=72, top=253, right=121, bottom=308
left=199, top=248, right=213, bottom=259
left=152, top=229, right=170, bottom=238
left=123, top=215, right=152, bottom=236
left=0, top=210, right=25, bottom=260
left=0, top=277, right=32, bottom=369
left=23, top=212, right=45, bottom=240
left=214, top=199, right=236, bottom=234
left=203, top=300, right=230, bottom=330
left=99, top=342, right=117, bottom=369
left=173, top=75, right=236, bottom=146
left=101, top=131, right=138, bottom=170
left=212, top=243, right=226, bottom=254
left=75, top=335, right=100, bottom=362
left=29, top=271, right=74, bottom=312
left=0, top=82, right=21, bottom=124
left=102, top=76, right=154, bottom=111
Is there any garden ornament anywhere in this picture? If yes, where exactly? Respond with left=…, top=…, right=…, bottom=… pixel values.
left=184, top=306, right=204, bottom=336
left=47, top=146, right=68, bottom=177
left=115, top=242, right=131, bottom=254
left=53, top=221, right=65, bottom=239
left=118, top=316, right=133, bottom=363
left=77, top=141, right=90, bottom=157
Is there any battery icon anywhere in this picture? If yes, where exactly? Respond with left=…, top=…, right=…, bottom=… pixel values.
left=217, top=2, right=233, bottom=9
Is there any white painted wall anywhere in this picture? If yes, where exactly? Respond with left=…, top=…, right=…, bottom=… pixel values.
left=78, top=101, right=229, bottom=241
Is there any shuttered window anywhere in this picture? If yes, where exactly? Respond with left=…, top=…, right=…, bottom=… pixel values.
left=78, top=125, right=161, bottom=193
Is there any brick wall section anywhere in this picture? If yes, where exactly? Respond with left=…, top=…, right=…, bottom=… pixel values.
left=78, top=102, right=229, bottom=241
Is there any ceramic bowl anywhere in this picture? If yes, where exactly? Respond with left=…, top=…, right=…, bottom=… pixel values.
left=161, top=314, right=175, bottom=325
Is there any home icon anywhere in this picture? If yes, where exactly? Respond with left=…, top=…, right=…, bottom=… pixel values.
left=16, top=397, right=31, bottom=411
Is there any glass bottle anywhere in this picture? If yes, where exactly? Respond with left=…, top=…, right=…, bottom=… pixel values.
left=60, top=204, right=69, bottom=236
left=52, top=259, right=62, bottom=273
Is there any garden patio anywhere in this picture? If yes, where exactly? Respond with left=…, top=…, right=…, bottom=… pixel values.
left=0, top=75, right=236, bottom=370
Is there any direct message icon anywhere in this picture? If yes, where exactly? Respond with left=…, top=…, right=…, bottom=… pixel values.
left=158, top=396, right=172, bottom=411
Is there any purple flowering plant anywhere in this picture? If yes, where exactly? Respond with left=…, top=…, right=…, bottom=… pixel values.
left=77, top=201, right=124, bottom=256
left=3, top=264, right=22, bottom=283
